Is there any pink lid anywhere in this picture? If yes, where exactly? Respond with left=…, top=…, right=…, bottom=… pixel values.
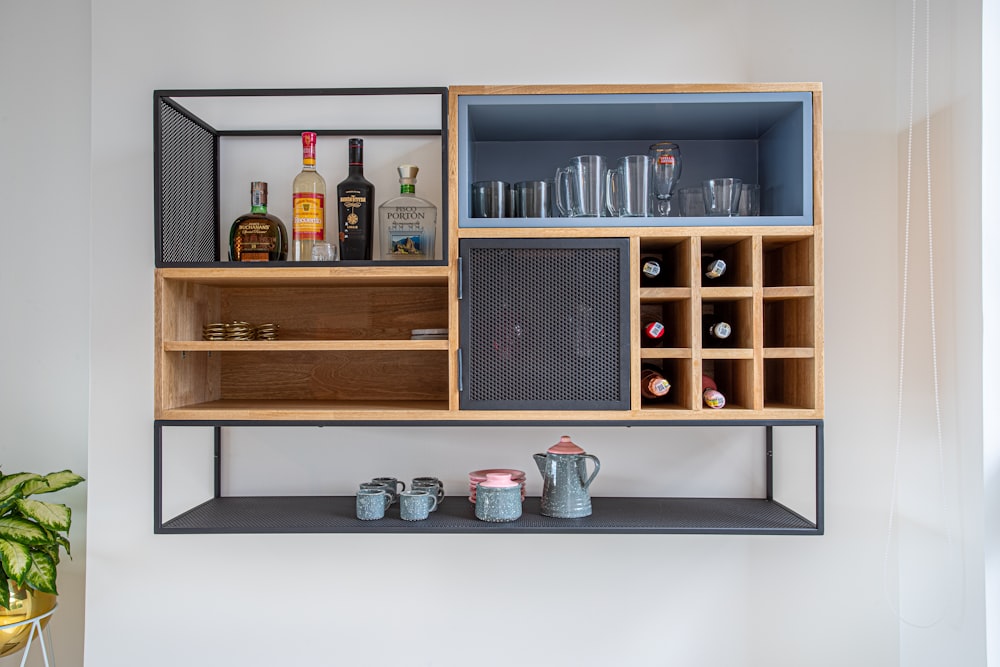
left=480, top=472, right=518, bottom=488
left=547, top=435, right=585, bottom=455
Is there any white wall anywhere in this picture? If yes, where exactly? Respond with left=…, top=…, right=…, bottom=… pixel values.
left=0, top=0, right=986, bottom=664
left=0, top=2, right=91, bottom=665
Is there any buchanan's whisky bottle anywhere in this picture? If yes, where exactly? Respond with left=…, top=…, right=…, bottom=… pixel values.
left=337, top=138, right=375, bottom=260
left=291, top=131, right=327, bottom=262
left=377, top=165, right=438, bottom=260
left=228, top=181, right=288, bottom=262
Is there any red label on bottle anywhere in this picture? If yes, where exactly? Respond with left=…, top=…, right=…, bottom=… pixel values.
left=644, top=321, right=665, bottom=339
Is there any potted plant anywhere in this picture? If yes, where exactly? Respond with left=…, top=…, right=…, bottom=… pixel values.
left=0, top=467, right=84, bottom=621
left=0, top=467, right=84, bottom=657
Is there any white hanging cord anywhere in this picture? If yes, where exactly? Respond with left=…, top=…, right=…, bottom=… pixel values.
left=883, top=0, right=957, bottom=628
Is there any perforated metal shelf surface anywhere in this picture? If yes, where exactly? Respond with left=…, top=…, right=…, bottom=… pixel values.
left=158, top=496, right=819, bottom=535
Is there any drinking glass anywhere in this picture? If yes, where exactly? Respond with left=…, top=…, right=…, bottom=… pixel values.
left=311, top=241, right=338, bottom=261
left=648, top=142, right=682, bottom=216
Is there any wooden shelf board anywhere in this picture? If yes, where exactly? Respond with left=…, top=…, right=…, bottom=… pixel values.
left=640, top=348, right=693, bottom=359
left=158, top=495, right=819, bottom=535
left=700, top=286, right=754, bottom=300
left=157, top=266, right=449, bottom=287
left=701, top=348, right=755, bottom=360
left=763, top=347, right=815, bottom=359
left=763, top=286, right=815, bottom=299
left=639, top=287, right=692, bottom=301
left=157, top=400, right=821, bottom=423
left=164, top=340, right=450, bottom=352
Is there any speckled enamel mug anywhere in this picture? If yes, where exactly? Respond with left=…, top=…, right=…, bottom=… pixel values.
left=356, top=488, right=391, bottom=521
left=412, top=477, right=445, bottom=510
left=371, top=477, right=405, bottom=504
left=400, top=490, right=438, bottom=521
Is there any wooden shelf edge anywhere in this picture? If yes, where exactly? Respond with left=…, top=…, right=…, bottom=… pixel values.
left=163, top=340, right=450, bottom=352
left=155, top=402, right=823, bottom=423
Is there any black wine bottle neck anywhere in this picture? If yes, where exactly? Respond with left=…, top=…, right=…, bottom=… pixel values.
left=348, top=140, right=364, bottom=174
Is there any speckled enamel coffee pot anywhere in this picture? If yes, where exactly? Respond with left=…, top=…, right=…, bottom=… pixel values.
left=534, top=435, right=601, bottom=518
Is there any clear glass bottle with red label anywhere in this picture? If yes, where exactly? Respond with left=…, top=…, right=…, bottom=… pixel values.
left=291, top=131, right=326, bottom=261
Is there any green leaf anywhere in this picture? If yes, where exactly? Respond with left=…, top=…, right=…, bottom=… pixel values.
left=0, top=517, right=48, bottom=545
left=15, top=499, right=71, bottom=533
left=0, top=473, right=41, bottom=504
left=0, top=575, right=8, bottom=609
left=0, top=538, right=31, bottom=583
left=21, top=471, right=84, bottom=497
left=25, top=550, right=56, bottom=595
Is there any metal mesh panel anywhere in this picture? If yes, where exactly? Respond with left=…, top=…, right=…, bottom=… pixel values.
left=462, top=241, right=628, bottom=410
left=157, top=100, right=218, bottom=263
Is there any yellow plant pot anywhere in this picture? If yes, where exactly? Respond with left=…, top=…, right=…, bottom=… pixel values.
left=0, top=582, right=57, bottom=658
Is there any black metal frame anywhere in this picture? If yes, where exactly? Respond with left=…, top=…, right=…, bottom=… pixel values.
left=153, top=419, right=824, bottom=536
left=153, top=87, right=450, bottom=267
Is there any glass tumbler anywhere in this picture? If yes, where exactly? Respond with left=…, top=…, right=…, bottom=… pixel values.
left=702, top=178, right=743, bottom=216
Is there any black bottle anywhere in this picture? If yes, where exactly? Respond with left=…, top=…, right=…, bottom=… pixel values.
left=337, top=138, right=375, bottom=260
left=703, top=317, right=733, bottom=348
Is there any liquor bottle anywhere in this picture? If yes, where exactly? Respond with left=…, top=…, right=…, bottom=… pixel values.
left=702, top=375, right=726, bottom=409
left=703, top=255, right=727, bottom=280
left=640, top=256, right=663, bottom=286
left=291, top=132, right=327, bottom=262
left=337, top=137, right=375, bottom=260
left=641, top=364, right=671, bottom=400
left=377, top=164, right=438, bottom=260
left=703, top=317, right=733, bottom=348
left=642, top=319, right=666, bottom=347
left=228, top=181, right=288, bottom=262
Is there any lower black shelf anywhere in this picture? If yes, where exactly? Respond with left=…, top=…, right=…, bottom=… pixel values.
left=157, top=495, right=820, bottom=535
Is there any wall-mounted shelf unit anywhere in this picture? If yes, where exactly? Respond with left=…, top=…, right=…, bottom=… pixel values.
left=153, top=84, right=824, bottom=535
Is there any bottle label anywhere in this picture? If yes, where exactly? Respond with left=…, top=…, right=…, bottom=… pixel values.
left=647, top=377, right=671, bottom=396
left=705, top=259, right=726, bottom=279
left=710, top=322, right=732, bottom=339
left=642, top=260, right=661, bottom=278
left=644, top=321, right=665, bottom=339
left=340, top=193, right=368, bottom=231
left=293, top=193, right=325, bottom=240
left=234, top=221, right=276, bottom=261
left=704, top=388, right=726, bottom=409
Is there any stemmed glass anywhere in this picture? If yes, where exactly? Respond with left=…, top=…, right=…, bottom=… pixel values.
left=648, top=142, right=682, bottom=216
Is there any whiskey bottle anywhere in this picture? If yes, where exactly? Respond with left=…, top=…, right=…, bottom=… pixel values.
left=640, top=364, right=671, bottom=400
left=291, top=131, right=327, bottom=262
left=377, top=165, right=438, bottom=260
left=640, top=256, right=663, bottom=286
left=228, top=181, right=288, bottom=262
left=337, top=138, right=375, bottom=260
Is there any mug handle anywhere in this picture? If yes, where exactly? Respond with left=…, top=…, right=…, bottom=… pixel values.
left=554, top=167, right=569, bottom=217
left=396, top=480, right=406, bottom=494
left=427, top=493, right=438, bottom=512
left=605, top=168, right=618, bottom=217
left=382, top=491, right=392, bottom=510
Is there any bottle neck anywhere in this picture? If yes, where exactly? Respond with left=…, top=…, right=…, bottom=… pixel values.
left=348, top=142, right=364, bottom=175
left=251, top=203, right=267, bottom=214
left=400, top=183, right=415, bottom=194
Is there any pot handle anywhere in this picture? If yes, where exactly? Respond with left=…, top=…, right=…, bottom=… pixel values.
left=580, top=454, right=601, bottom=490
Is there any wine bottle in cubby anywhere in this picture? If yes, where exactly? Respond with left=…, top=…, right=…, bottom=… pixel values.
left=642, top=320, right=666, bottom=347
left=641, top=364, right=671, bottom=400
left=703, top=255, right=727, bottom=280
left=640, top=256, right=663, bottom=286
left=702, top=375, right=726, bottom=409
